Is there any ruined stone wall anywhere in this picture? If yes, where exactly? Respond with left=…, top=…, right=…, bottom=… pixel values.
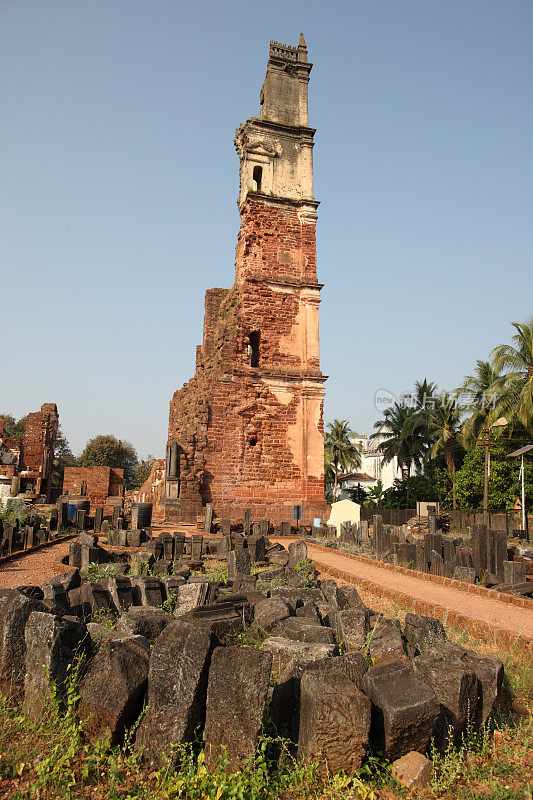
left=63, top=466, right=124, bottom=515
left=20, top=403, right=58, bottom=499
left=164, top=199, right=326, bottom=524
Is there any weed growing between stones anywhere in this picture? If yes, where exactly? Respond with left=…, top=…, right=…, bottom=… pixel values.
left=202, top=562, right=228, bottom=584
left=294, top=558, right=319, bottom=588
left=429, top=712, right=532, bottom=798
left=0, top=669, right=382, bottom=800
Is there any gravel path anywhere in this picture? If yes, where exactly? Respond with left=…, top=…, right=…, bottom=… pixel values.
left=0, top=541, right=71, bottom=588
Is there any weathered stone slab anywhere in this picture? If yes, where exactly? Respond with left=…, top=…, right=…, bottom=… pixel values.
left=413, top=648, right=479, bottom=747
left=114, top=607, right=172, bottom=640
left=451, top=645, right=504, bottom=724
left=369, top=622, right=409, bottom=667
left=204, top=647, right=272, bottom=772
left=131, top=577, right=165, bottom=607
left=453, top=566, right=476, bottom=584
left=403, top=613, right=446, bottom=656
left=97, top=577, right=135, bottom=612
left=253, top=597, right=290, bottom=633
left=174, top=582, right=209, bottom=616
left=334, top=609, right=369, bottom=651
left=298, top=670, right=371, bottom=775
left=336, top=585, right=365, bottom=610
left=262, top=636, right=335, bottom=674
left=135, top=621, right=215, bottom=769
left=288, top=541, right=308, bottom=568
left=304, top=651, right=369, bottom=688
left=23, top=612, right=87, bottom=720
left=275, top=617, right=335, bottom=645
left=270, top=587, right=323, bottom=615
left=362, top=661, right=439, bottom=760
left=0, top=589, right=46, bottom=695
left=68, top=583, right=116, bottom=620
left=319, top=579, right=338, bottom=604
left=78, top=635, right=150, bottom=745
left=228, top=548, right=251, bottom=579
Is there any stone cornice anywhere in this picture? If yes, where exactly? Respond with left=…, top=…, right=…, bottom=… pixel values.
left=229, top=366, right=327, bottom=384
left=239, top=192, right=319, bottom=212
left=246, top=116, right=316, bottom=139
left=243, top=275, right=324, bottom=291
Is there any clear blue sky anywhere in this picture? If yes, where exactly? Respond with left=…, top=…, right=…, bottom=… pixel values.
left=1, top=1, right=532, bottom=458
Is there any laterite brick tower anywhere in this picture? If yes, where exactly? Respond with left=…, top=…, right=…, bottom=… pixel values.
left=163, top=35, right=326, bottom=523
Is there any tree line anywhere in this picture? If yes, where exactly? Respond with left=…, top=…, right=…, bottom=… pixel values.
left=325, top=319, right=533, bottom=511
left=0, top=416, right=154, bottom=491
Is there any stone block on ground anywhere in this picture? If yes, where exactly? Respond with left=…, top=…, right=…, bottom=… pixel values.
left=288, top=541, right=308, bottom=568
left=174, top=582, right=209, bottom=616
left=23, top=612, right=87, bottom=720
left=336, top=585, right=365, bottom=610
left=204, top=646, right=272, bottom=772
left=453, top=566, right=477, bottom=584
left=403, top=613, right=447, bottom=656
left=253, top=597, right=290, bottom=633
left=453, top=645, right=504, bottom=724
left=78, top=635, right=150, bottom=745
left=228, top=549, right=251, bottom=579
left=368, top=621, right=409, bottom=668
left=391, top=751, right=433, bottom=789
left=298, top=670, right=371, bottom=775
left=315, top=602, right=338, bottom=628
left=304, top=651, right=369, bottom=689
left=68, top=583, right=116, bottom=620
left=362, top=661, right=440, bottom=761
left=262, top=636, right=335, bottom=674
left=268, top=550, right=289, bottom=567
left=53, top=568, right=81, bottom=593
left=413, top=647, right=479, bottom=747
left=318, top=579, right=339, bottom=604
left=135, top=620, right=215, bottom=769
left=97, top=577, right=135, bottom=613
left=0, top=589, right=46, bottom=695
left=334, top=609, right=369, bottom=652
left=114, top=607, right=172, bottom=641
left=275, top=617, right=335, bottom=645
left=41, top=581, right=71, bottom=613
left=131, top=577, right=165, bottom=607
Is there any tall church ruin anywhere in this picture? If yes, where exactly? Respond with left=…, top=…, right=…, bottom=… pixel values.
left=162, top=36, right=326, bottom=523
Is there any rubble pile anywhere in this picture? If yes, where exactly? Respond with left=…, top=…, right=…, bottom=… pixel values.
left=0, top=525, right=506, bottom=779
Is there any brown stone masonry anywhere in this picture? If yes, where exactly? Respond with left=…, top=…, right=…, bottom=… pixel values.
left=162, top=38, right=327, bottom=524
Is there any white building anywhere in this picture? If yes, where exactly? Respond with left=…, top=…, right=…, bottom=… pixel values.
left=338, top=431, right=404, bottom=498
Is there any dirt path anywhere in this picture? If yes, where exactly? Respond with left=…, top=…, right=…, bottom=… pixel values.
left=0, top=541, right=71, bottom=589
left=294, top=541, right=533, bottom=641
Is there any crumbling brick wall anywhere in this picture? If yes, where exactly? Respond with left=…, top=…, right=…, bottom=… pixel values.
left=63, top=466, right=124, bottom=515
left=164, top=198, right=326, bottom=524
left=20, top=403, right=58, bottom=500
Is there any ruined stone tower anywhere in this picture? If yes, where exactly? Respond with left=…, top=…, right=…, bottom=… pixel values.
left=162, top=36, right=326, bottom=523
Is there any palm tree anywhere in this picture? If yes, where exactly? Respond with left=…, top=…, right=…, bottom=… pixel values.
left=459, top=360, right=501, bottom=448
left=324, top=419, right=362, bottom=500
left=413, top=379, right=437, bottom=412
left=491, top=320, right=533, bottom=433
left=426, top=394, right=463, bottom=508
left=370, top=402, right=426, bottom=480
